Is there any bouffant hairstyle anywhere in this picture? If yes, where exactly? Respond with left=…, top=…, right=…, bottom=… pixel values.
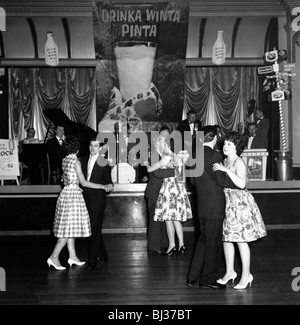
left=224, top=132, right=246, bottom=156
left=63, top=135, right=80, bottom=155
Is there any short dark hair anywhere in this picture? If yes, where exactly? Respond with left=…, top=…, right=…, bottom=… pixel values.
left=203, top=125, right=217, bottom=143
left=55, top=124, right=65, bottom=131
left=224, top=132, right=246, bottom=156
left=187, top=109, right=197, bottom=116
left=248, top=122, right=257, bottom=128
left=26, top=128, right=35, bottom=133
left=63, top=135, right=80, bottom=155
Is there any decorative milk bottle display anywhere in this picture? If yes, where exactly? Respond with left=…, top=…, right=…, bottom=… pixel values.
left=45, top=32, right=59, bottom=66
left=212, top=31, right=226, bottom=65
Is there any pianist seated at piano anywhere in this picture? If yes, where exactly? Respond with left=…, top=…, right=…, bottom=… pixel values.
left=19, top=128, right=45, bottom=185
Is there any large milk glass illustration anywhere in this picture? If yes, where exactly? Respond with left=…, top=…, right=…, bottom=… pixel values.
left=114, top=41, right=156, bottom=100
left=98, top=41, right=162, bottom=133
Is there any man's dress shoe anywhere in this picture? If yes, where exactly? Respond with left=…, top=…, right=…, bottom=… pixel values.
left=199, top=281, right=227, bottom=289
left=186, top=279, right=197, bottom=288
left=147, top=249, right=163, bottom=255
left=97, top=256, right=108, bottom=263
left=87, top=263, right=98, bottom=270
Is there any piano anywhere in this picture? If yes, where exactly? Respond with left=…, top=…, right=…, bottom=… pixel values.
left=44, top=108, right=98, bottom=157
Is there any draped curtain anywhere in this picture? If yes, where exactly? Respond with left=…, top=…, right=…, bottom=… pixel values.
left=184, top=67, right=259, bottom=135
left=9, top=68, right=97, bottom=141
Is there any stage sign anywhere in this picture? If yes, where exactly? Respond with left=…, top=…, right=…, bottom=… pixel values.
left=241, top=149, right=268, bottom=181
left=257, top=65, right=274, bottom=75
left=93, top=1, right=190, bottom=132
left=0, top=140, right=20, bottom=177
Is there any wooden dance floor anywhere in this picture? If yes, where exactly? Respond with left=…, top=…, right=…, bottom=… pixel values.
left=0, top=228, right=300, bottom=306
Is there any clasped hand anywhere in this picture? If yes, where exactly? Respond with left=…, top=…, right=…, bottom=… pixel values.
left=102, top=184, right=114, bottom=192
left=212, top=162, right=227, bottom=173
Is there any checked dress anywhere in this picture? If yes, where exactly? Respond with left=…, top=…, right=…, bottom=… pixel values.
left=53, top=154, right=91, bottom=238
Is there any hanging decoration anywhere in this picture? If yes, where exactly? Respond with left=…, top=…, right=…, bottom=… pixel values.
left=44, top=32, right=59, bottom=67
left=212, top=31, right=226, bottom=65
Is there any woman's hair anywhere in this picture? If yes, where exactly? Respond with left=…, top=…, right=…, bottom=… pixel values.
left=159, top=125, right=171, bottom=134
left=63, top=135, right=80, bottom=155
left=224, top=132, right=246, bottom=156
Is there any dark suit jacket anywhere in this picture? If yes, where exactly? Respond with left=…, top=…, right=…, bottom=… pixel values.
left=255, top=118, right=270, bottom=148
left=81, top=155, right=113, bottom=207
left=145, top=168, right=175, bottom=201
left=177, top=119, right=202, bottom=136
left=193, top=146, right=238, bottom=220
left=248, top=135, right=268, bottom=149
left=81, top=155, right=112, bottom=186
left=46, top=137, right=65, bottom=170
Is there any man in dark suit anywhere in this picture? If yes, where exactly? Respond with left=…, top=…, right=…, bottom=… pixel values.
left=177, top=109, right=202, bottom=150
left=246, top=122, right=268, bottom=149
left=81, top=138, right=114, bottom=269
left=144, top=148, right=174, bottom=254
left=46, top=125, right=66, bottom=185
left=254, top=108, right=270, bottom=149
left=177, top=110, right=202, bottom=179
left=186, top=126, right=238, bottom=289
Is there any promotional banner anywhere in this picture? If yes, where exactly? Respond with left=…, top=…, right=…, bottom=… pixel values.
left=0, top=140, right=20, bottom=178
left=93, top=1, right=190, bottom=132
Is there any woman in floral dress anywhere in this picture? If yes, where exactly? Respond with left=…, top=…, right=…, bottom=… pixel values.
left=148, top=136, right=192, bottom=256
left=47, top=135, right=109, bottom=271
left=213, top=132, right=267, bottom=289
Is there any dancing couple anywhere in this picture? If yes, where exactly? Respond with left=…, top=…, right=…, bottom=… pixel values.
left=187, top=126, right=267, bottom=290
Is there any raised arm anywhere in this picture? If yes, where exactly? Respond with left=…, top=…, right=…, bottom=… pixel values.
left=146, top=155, right=172, bottom=173
left=213, top=158, right=248, bottom=189
left=75, top=159, right=106, bottom=190
left=211, top=152, right=241, bottom=189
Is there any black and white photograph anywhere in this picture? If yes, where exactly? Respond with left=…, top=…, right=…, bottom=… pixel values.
left=0, top=0, right=300, bottom=311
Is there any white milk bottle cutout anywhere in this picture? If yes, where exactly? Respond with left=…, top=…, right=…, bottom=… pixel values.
left=45, top=32, right=59, bottom=66
left=212, top=31, right=226, bottom=65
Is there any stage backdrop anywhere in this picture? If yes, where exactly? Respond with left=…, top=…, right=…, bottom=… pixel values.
left=93, top=0, right=190, bottom=132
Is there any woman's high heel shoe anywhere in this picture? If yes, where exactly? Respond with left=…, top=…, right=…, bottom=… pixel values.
left=68, top=258, right=86, bottom=267
left=178, top=245, right=186, bottom=254
left=234, top=274, right=253, bottom=290
left=47, top=258, right=66, bottom=271
left=164, top=247, right=177, bottom=256
left=217, top=271, right=237, bottom=285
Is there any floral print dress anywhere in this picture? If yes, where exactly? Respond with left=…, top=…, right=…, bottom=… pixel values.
left=153, top=155, right=193, bottom=223
left=222, top=160, right=267, bottom=243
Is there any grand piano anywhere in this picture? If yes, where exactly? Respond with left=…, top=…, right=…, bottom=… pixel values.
left=44, top=108, right=98, bottom=158
left=19, top=109, right=98, bottom=185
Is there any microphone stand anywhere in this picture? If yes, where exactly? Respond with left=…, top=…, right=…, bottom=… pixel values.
left=115, top=122, right=119, bottom=184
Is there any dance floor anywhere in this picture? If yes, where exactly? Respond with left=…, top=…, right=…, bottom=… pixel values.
left=0, top=229, right=299, bottom=307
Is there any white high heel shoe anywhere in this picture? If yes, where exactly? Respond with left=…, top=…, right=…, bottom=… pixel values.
left=217, top=271, right=237, bottom=285
left=68, top=258, right=86, bottom=267
left=47, top=258, right=66, bottom=271
left=234, top=274, right=253, bottom=290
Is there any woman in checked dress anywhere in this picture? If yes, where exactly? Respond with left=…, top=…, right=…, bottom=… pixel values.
left=47, top=135, right=110, bottom=271
left=213, top=132, right=267, bottom=289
